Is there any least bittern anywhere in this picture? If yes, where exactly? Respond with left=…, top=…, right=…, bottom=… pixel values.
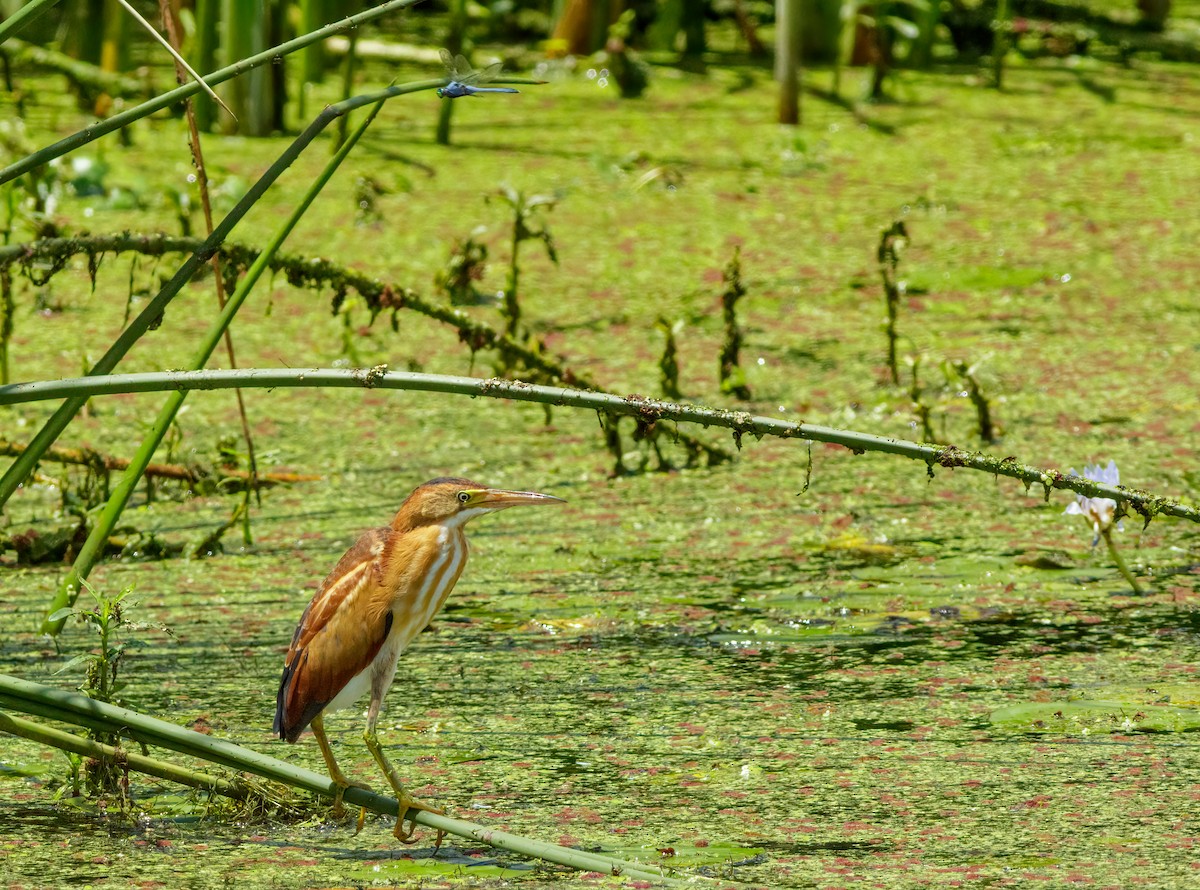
left=274, top=477, right=564, bottom=841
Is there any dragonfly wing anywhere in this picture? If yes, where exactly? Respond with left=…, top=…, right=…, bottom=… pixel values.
left=469, top=60, right=504, bottom=85
left=439, top=49, right=476, bottom=78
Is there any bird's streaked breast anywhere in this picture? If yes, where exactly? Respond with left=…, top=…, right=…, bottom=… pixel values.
left=383, top=526, right=469, bottom=659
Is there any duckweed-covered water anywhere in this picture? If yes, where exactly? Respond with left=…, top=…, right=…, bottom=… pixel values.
left=2, top=42, right=1200, bottom=890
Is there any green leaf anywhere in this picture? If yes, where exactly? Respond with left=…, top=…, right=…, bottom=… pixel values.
left=885, top=16, right=921, bottom=39
left=54, top=654, right=93, bottom=675
left=991, top=700, right=1200, bottom=734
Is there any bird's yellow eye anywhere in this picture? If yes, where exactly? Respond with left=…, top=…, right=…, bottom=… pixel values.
left=457, top=491, right=470, bottom=504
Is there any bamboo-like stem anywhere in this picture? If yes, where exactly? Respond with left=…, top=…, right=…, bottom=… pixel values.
left=993, top=0, right=1011, bottom=89
left=0, top=0, right=424, bottom=187
left=191, top=0, right=219, bottom=130
left=0, top=80, right=446, bottom=513
left=160, top=0, right=261, bottom=518
left=436, top=0, right=468, bottom=145
left=3, top=368, right=1196, bottom=526
left=0, top=710, right=251, bottom=800
left=0, top=675, right=688, bottom=885
left=332, top=26, right=359, bottom=152
left=1100, top=526, right=1144, bottom=594
left=118, top=0, right=232, bottom=116
left=0, top=0, right=62, bottom=44
left=40, top=98, right=391, bottom=636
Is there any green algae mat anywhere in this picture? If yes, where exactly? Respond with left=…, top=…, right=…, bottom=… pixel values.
left=2, top=52, right=1199, bottom=889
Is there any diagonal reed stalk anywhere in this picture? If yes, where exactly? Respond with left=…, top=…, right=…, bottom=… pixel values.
left=0, top=66, right=542, bottom=518
left=0, top=709, right=252, bottom=801
left=3, top=368, right=1196, bottom=526
left=0, top=0, right=62, bottom=45
left=0, top=0, right=426, bottom=186
left=0, top=675, right=693, bottom=885
left=37, top=93, right=395, bottom=636
left=159, top=0, right=261, bottom=520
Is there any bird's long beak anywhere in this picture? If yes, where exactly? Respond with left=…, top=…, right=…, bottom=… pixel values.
left=469, top=488, right=566, bottom=511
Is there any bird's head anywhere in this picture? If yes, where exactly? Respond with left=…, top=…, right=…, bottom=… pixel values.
left=395, top=477, right=565, bottom=531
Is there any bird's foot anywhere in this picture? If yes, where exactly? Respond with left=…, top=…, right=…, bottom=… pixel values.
left=330, top=777, right=372, bottom=820
left=395, top=793, right=447, bottom=852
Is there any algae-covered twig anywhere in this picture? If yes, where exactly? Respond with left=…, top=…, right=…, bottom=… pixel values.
left=0, top=438, right=319, bottom=491
left=0, top=234, right=731, bottom=468
left=4, top=368, right=1197, bottom=526
left=718, top=247, right=751, bottom=400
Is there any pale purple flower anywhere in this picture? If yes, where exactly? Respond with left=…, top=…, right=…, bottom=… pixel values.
left=1064, top=460, right=1123, bottom=544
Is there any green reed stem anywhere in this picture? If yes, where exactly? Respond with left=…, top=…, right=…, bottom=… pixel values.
left=0, top=0, right=425, bottom=186
left=0, top=78, right=443, bottom=517
left=0, top=0, right=61, bottom=44
left=1100, top=526, right=1144, bottom=594
left=0, top=709, right=250, bottom=800
left=3, top=368, right=1196, bottom=525
left=0, top=675, right=688, bottom=885
left=36, top=95, right=407, bottom=635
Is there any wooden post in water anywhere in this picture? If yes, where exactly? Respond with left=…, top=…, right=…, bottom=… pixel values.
left=776, top=0, right=801, bottom=125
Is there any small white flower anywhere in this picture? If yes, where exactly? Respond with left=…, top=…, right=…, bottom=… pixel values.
left=1064, top=460, right=1123, bottom=544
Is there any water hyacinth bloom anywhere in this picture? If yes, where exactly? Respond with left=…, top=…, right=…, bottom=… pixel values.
left=1064, top=460, right=1123, bottom=544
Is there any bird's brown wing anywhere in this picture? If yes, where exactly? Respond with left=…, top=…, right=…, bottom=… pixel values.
left=274, top=526, right=395, bottom=742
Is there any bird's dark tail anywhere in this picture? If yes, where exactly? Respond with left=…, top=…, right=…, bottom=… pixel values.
left=273, top=661, right=295, bottom=742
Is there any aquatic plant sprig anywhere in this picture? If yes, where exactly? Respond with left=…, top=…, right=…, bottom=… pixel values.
left=878, top=220, right=908, bottom=386
left=49, top=578, right=175, bottom=794
left=0, top=710, right=257, bottom=805
left=5, top=368, right=1198, bottom=526
left=718, top=246, right=751, bottom=400
left=1065, top=460, right=1143, bottom=593
left=490, top=184, right=561, bottom=343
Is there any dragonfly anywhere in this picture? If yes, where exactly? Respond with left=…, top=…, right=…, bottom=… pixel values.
left=437, top=48, right=520, bottom=99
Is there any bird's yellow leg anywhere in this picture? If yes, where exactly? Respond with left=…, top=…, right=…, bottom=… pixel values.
left=362, top=726, right=446, bottom=848
left=312, top=714, right=370, bottom=819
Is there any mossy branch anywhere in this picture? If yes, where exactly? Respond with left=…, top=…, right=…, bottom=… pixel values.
left=0, top=234, right=730, bottom=467
left=3, top=367, right=1196, bottom=525
left=0, top=438, right=319, bottom=490
left=0, top=233, right=588, bottom=385
left=0, top=674, right=693, bottom=885
left=0, top=38, right=150, bottom=98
